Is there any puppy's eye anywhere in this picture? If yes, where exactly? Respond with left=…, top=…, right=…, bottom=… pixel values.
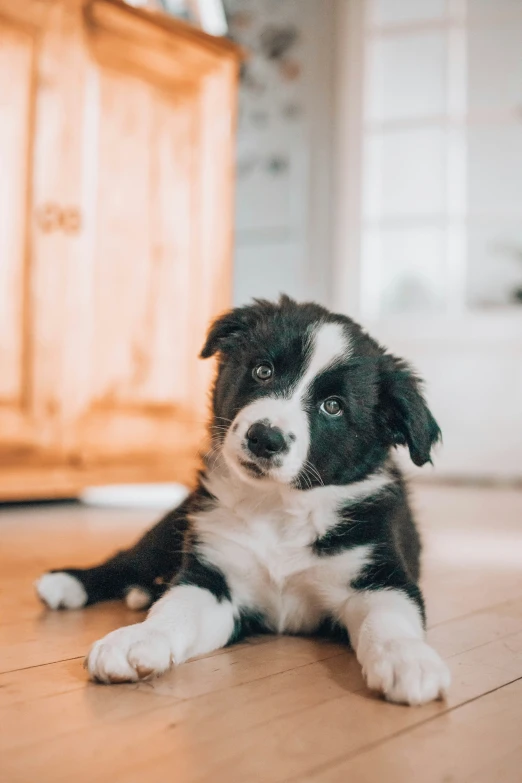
left=321, top=398, right=343, bottom=417
left=253, top=363, right=273, bottom=382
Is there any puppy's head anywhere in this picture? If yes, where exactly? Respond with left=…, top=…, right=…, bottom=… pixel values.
left=201, top=296, right=441, bottom=488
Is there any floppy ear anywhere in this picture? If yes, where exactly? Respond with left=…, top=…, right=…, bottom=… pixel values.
left=379, top=354, right=441, bottom=467
left=200, top=307, right=252, bottom=358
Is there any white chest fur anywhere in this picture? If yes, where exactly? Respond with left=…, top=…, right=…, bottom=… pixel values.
left=193, top=468, right=378, bottom=633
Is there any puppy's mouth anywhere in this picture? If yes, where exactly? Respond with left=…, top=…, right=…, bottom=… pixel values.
left=237, top=458, right=269, bottom=479
left=222, top=423, right=290, bottom=483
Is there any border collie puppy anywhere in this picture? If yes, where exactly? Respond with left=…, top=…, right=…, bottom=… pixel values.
left=36, top=297, right=450, bottom=705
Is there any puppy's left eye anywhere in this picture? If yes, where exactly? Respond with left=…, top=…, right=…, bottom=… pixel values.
left=320, top=398, right=343, bottom=417
left=253, top=363, right=274, bottom=382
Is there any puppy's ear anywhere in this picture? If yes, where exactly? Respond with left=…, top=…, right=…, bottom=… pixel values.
left=379, top=354, right=441, bottom=467
left=200, top=308, right=251, bottom=358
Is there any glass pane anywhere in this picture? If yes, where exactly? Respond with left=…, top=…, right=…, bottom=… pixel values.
left=364, top=128, right=447, bottom=218
left=361, top=226, right=448, bottom=316
left=468, top=125, right=522, bottom=214
left=468, top=24, right=522, bottom=113
left=367, top=32, right=447, bottom=121
left=466, top=220, right=522, bottom=308
left=371, top=0, right=447, bottom=25
left=468, top=0, right=522, bottom=18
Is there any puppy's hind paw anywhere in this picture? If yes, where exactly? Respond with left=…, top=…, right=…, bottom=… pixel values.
left=35, top=572, right=88, bottom=610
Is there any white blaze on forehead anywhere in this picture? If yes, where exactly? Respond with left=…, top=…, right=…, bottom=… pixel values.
left=294, top=321, right=351, bottom=400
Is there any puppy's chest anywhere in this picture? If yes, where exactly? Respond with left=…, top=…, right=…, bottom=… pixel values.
left=193, top=494, right=372, bottom=634
left=198, top=503, right=318, bottom=587
left=195, top=502, right=325, bottom=633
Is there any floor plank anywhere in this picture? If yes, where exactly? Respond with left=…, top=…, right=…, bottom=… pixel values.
left=301, top=678, right=522, bottom=783
left=5, top=610, right=522, bottom=783
left=0, top=484, right=522, bottom=783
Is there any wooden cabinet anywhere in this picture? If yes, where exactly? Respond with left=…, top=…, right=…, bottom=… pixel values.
left=0, top=0, right=240, bottom=499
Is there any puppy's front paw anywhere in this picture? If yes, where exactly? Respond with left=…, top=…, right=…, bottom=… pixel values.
left=35, top=572, right=87, bottom=610
left=362, top=638, right=450, bottom=706
left=86, top=623, right=173, bottom=684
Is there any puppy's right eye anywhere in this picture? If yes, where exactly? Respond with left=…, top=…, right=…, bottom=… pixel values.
left=320, top=398, right=343, bottom=417
left=253, top=364, right=273, bottom=382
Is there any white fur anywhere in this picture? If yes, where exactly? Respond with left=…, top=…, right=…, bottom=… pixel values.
left=87, top=467, right=387, bottom=682
left=195, top=462, right=384, bottom=634
left=224, top=322, right=351, bottom=483
left=87, top=585, right=235, bottom=683
left=343, top=589, right=451, bottom=705
left=84, top=462, right=448, bottom=702
left=35, top=572, right=87, bottom=610
left=125, top=587, right=152, bottom=611
left=40, top=309, right=449, bottom=705
left=86, top=623, right=173, bottom=683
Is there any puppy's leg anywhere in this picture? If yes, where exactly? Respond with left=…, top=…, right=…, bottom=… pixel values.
left=35, top=501, right=189, bottom=611
left=86, top=585, right=236, bottom=683
left=343, top=587, right=450, bottom=706
left=35, top=554, right=163, bottom=611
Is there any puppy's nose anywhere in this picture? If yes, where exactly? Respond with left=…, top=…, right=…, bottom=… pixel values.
left=246, top=422, right=286, bottom=459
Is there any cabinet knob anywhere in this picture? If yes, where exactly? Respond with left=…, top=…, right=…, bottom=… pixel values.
left=35, top=204, right=82, bottom=234
left=35, top=203, right=61, bottom=233
left=61, top=207, right=82, bottom=235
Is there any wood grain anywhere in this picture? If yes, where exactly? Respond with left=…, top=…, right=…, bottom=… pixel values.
left=0, top=3, right=43, bottom=457
left=301, top=678, right=522, bottom=783
left=0, top=0, right=240, bottom=500
left=0, top=484, right=522, bottom=782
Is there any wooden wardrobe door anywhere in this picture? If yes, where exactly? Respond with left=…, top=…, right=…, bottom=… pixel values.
left=0, top=0, right=239, bottom=496
left=63, top=1, right=238, bottom=473
left=0, top=9, right=36, bottom=461
left=0, top=0, right=80, bottom=470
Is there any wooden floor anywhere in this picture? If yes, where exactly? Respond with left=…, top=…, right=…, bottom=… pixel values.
left=1, top=484, right=522, bottom=783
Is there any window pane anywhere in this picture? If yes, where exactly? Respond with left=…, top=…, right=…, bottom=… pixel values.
left=364, top=128, right=447, bottom=218
left=371, top=0, right=446, bottom=25
left=367, top=33, right=447, bottom=121
left=468, top=125, right=522, bottom=214
left=468, top=24, right=522, bottom=113
left=362, top=226, right=448, bottom=315
left=468, top=0, right=522, bottom=18
left=466, top=220, right=522, bottom=308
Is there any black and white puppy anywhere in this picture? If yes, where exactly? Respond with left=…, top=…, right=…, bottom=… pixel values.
left=36, top=297, right=450, bottom=705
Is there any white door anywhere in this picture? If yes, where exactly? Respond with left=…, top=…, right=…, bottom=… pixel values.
left=333, top=0, right=522, bottom=480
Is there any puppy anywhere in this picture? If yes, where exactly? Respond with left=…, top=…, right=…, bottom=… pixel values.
left=36, top=296, right=450, bottom=705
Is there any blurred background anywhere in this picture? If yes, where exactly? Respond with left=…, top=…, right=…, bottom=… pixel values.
left=1, top=0, right=521, bottom=506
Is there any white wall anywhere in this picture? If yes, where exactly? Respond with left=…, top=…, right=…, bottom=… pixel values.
left=226, top=0, right=335, bottom=306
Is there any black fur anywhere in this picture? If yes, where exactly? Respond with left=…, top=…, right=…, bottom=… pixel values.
left=52, top=499, right=191, bottom=606
left=312, top=477, right=425, bottom=623
left=229, top=609, right=270, bottom=645
left=177, top=547, right=231, bottom=603
left=46, top=297, right=439, bottom=644
left=203, top=296, right=440, bottom=487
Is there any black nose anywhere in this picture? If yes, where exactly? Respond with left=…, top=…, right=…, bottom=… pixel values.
left=246, top=422, right=286, bottom=459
